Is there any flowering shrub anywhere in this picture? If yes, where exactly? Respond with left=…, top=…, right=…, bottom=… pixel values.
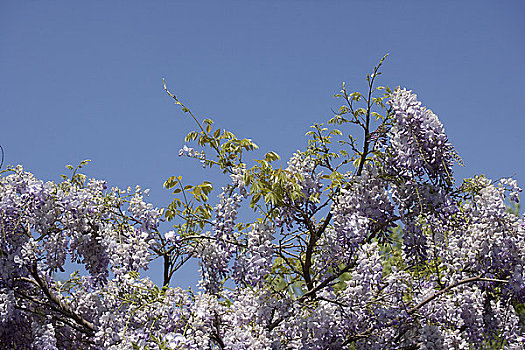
left=1, top=57, right=524, bottom=349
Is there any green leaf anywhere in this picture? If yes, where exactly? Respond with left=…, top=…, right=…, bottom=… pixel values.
left=371, top=111, right=383, bottom=121
left=250, top=193, right=262, bottom=208
left=264, top=151, right=280, bottom=162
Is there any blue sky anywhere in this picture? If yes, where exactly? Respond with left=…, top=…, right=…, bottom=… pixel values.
left=2, top=1, right=524, bottom=288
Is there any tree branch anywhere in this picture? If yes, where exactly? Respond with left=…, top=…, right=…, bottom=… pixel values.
left=28, top=264, right=95, bottom=336
left=344, top=274, right=509, bottom=345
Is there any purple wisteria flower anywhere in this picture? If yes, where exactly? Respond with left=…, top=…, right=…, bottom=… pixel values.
left=387, top=88, right=454, bottom=185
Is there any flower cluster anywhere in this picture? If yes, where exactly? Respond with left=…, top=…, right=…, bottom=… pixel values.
left=387, top=88, right=454, bottom=184
left=179, top=145, right=206, bottom=167
left=233, top=221, right=275, bottom=286
left=331, top=164, right=395, bottom=256
left=230, top=164, right=248, bottom=197
left=197, top=188, right=242, bottom=293
left=0, top=166, right=167, bottom=348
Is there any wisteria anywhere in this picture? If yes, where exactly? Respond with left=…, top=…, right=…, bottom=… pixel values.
left=197, top=188, right=242, bottom=293
left=331, top=163, right=395, bottom=255
left=387, top=87, right=454, bottom=184
left=233, top=221, right=275, bottom=286
left=1, top=60, right=524, bottom=349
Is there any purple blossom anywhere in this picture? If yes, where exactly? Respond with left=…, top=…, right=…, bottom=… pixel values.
left=387, top=88, right=454, bottom=184
left=233, top=221, right=274, bottom=286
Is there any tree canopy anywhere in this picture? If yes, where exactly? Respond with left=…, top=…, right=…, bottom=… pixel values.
left=1, top=57, right=524, bottom=349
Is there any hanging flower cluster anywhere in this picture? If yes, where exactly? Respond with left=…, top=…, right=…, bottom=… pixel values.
left=387, top=88, right=454, bottom=184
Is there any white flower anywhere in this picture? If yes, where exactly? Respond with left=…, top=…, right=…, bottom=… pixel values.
left=165, top=230, right=176, bottom=241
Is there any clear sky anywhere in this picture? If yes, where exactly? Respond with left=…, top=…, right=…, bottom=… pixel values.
left=1, top=1, right=524, bottom=288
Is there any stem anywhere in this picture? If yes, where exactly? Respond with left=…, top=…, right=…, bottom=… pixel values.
left=356, top=64, right=379, bottom=177
left=302, top=220, right=317, bottom=292
left=28, top=264, right=95, bottom=335
left=163, top=253, right=170, bottom=287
